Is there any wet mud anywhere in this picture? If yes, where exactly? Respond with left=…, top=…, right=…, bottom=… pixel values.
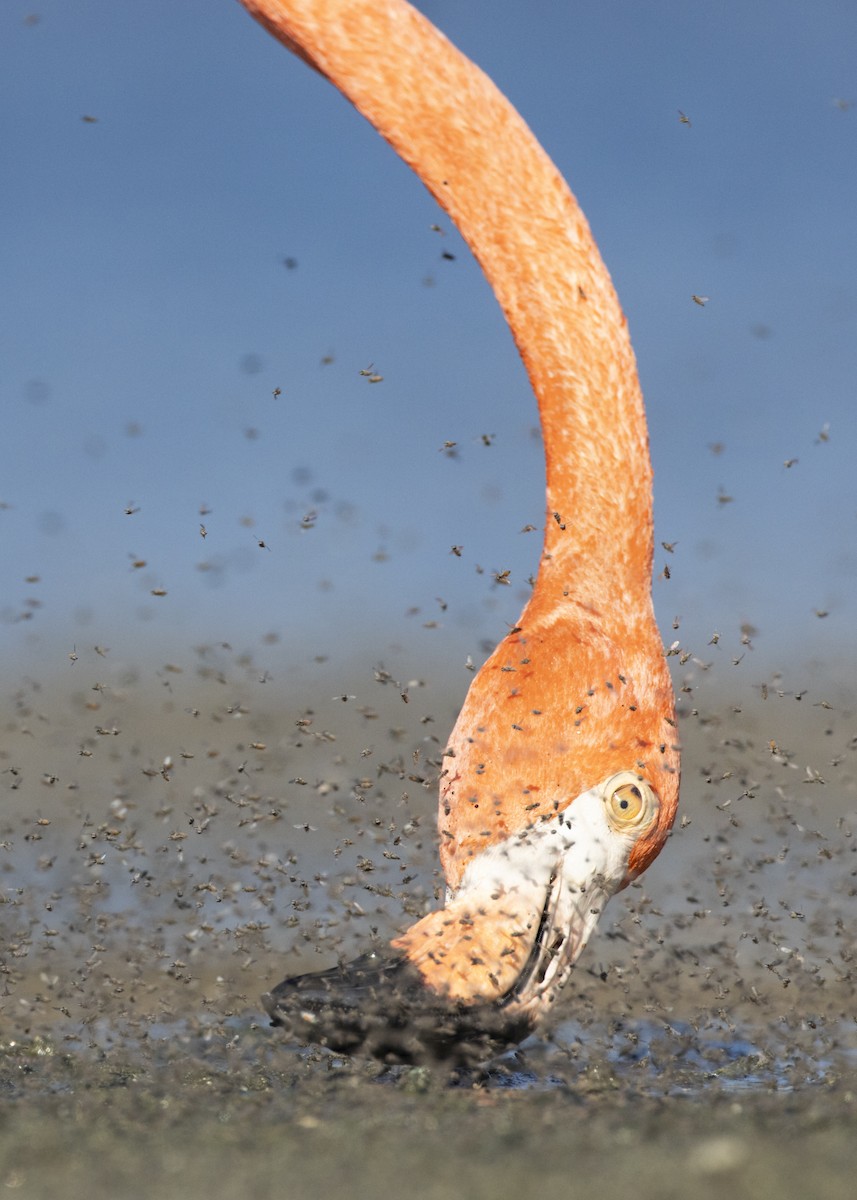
left=2, top=653, right=856, bottom=1198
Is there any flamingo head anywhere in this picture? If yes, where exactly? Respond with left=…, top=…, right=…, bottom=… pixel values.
left=393, top=766, right=673, bottom=1018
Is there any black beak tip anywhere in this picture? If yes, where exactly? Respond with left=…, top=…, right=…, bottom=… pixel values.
left=260, top=951, right=533, bottom=1065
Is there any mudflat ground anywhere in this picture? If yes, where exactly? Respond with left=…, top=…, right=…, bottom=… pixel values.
left=2, top=653, right=856, bottom=1198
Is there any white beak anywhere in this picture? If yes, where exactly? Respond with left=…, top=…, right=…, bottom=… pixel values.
left=451, top=784, right=646, bottom=1016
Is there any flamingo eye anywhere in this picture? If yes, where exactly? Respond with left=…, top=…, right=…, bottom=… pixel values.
left=602, top=772, right=658, bottom=831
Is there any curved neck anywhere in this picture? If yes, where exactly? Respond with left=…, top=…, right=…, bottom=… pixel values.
left=240, top=0, right=655, bottom=617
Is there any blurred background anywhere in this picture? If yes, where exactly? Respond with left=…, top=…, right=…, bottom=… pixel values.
left=4, top=0, right=856, bottom=680
left=2, top=1, right=857, bottom=1010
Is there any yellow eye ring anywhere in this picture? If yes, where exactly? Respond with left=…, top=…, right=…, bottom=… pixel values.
left=602, top=771, right=659, bottom=832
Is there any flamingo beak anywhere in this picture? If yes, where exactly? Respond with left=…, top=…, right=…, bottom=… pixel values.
left=452, top=771, right=661, bottom=1017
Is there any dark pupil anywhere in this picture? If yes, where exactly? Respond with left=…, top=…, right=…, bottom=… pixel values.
left=618, top=786, right=641, bottom=811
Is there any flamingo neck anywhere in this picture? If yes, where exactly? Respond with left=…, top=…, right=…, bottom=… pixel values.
left=240, top=0, right=655, bottom=613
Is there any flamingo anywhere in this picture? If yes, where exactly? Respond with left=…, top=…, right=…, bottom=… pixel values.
left=239, top=0, right=681, bottom=1060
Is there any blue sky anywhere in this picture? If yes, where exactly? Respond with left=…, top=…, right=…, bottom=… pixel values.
left=3, top=0, right=857, bottom=687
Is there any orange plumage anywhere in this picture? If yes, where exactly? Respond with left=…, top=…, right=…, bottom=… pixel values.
left=241, top=0, right=680, bottom=1025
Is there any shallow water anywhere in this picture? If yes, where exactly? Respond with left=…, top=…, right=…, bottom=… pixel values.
left=3, top=1008, right=857, bottom=1200
left=2, top=660, right=857, bottom=1198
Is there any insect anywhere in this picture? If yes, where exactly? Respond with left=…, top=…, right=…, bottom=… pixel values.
left=241, top=0, right=680, bottom=1062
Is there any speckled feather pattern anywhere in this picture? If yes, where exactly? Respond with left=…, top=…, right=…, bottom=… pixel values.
left=239, top=0, right=680, bottom=1008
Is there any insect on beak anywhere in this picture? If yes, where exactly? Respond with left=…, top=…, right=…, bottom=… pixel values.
left=492, top=772, right=661, bottom=1016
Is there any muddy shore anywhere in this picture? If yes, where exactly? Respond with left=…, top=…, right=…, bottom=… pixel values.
left=2, top=660, right=856, bottom=1198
